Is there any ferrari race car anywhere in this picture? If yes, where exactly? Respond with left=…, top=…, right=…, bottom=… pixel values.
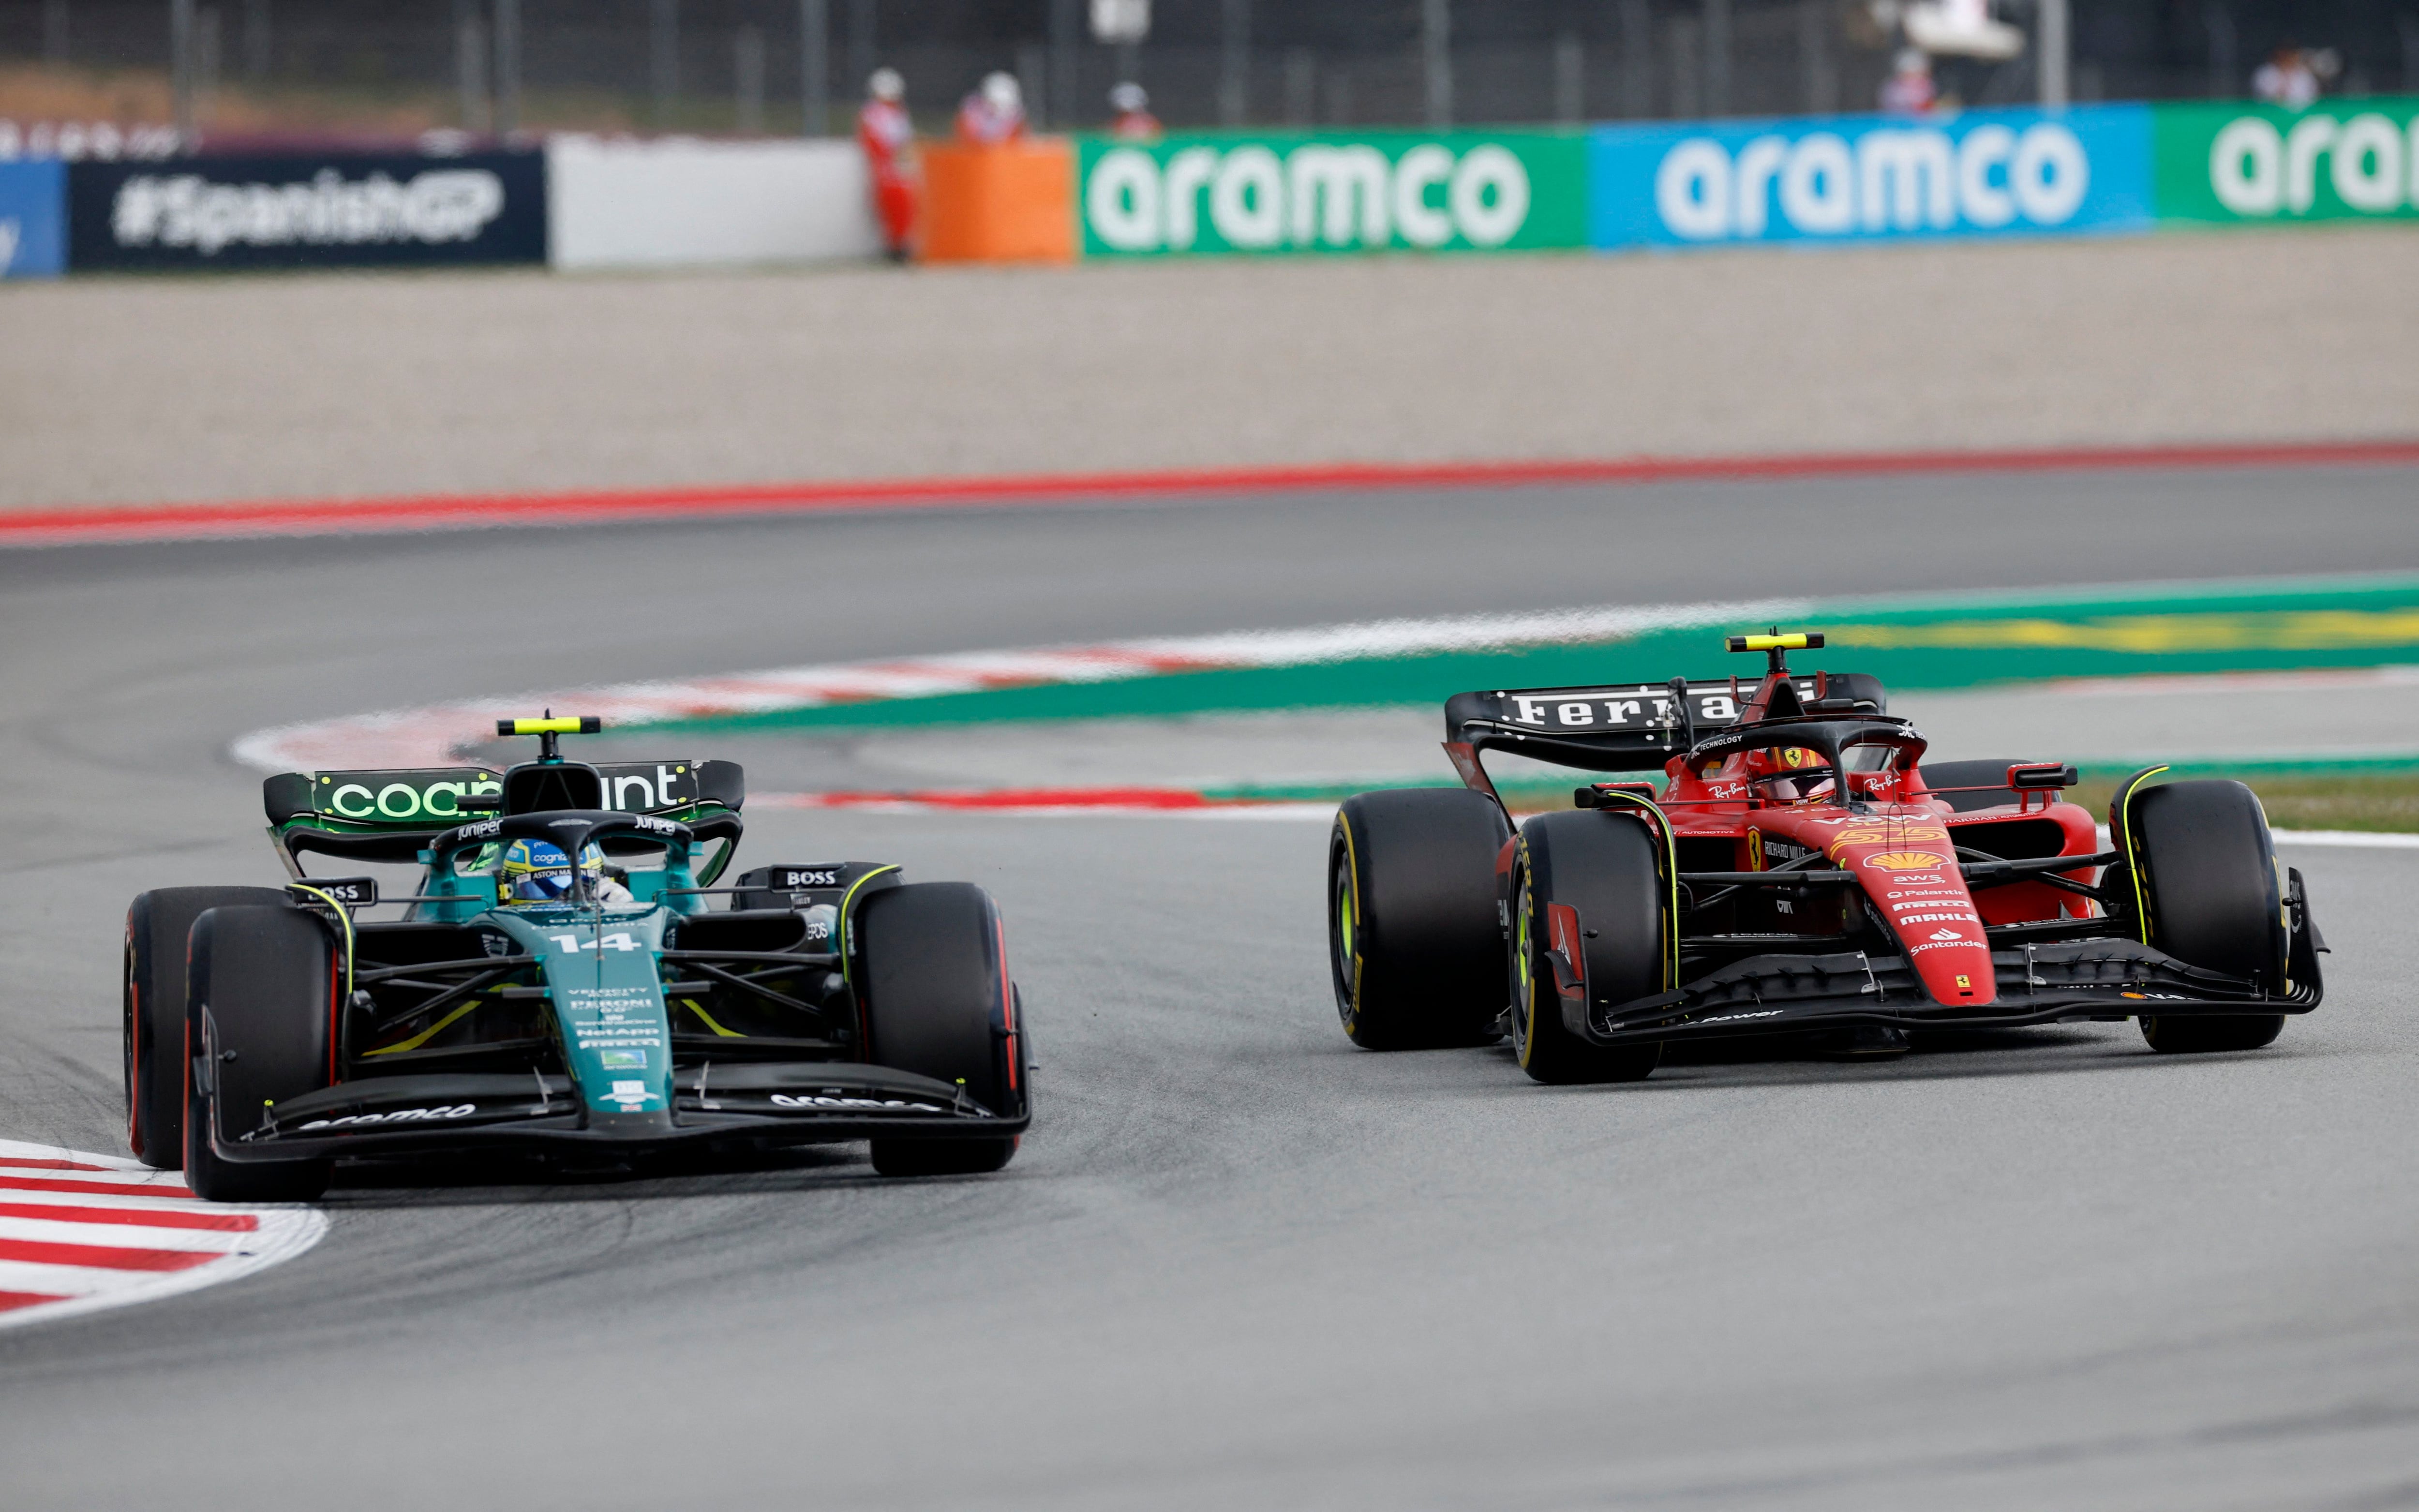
left=125, top=717, right=1029, bottom=1201
left=1329, top=632, right=2326, bottom=1083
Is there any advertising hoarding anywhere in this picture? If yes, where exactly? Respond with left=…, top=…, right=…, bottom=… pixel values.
left=1077, top=131, right=1586, bottom=256
left=68, top=151, right=546, bottom=270
left=547, top=136, right=879, bottom=269
left=1588, top=104, right=2153, bottom=250
left=0, top=159, right=65, bottom=277
left=2155, top=99, right=2419, bottom=224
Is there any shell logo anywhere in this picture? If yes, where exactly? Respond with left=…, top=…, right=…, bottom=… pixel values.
left=1866, top=850, right=1949, bottom=871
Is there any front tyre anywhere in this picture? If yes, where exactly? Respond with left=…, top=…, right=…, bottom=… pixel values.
left=1329, top=788, right=1510, bottom=1050
left=183, top=905, right=335, bottom=1203
left=1509, top=812, right=1666, bottom=1086
left=858, top=883, right=1023, bottom=1177
left=124, top=886, right=291, bottom=1170
left=2123, top=779, right=2290, bottom=1054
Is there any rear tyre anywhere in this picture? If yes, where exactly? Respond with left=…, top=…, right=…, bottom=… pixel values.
left=183, top=905, right=335, bottom=1202
left=1329, top=789, right=1511, bottom=1050
left=124, top=886, right=291, bottom=1169
left=2124, top=779, right=2290, bottom=1054
left=859, top=882, right=1022, bottom=1177
left=1509, top=812, right=1667, bottom=1086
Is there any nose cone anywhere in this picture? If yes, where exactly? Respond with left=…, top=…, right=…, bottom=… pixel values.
left=1830, top=830, right=1994, bottom=1007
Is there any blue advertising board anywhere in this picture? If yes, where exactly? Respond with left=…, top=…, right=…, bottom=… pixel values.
left=0, top=160, right=67, bottom=278
left=1588, top=104, right=2152, bottom=251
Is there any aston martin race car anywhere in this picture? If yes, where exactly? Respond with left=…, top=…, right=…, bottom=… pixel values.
left=125, top=717, right=1029, bottom=1201
left=1328, top=631, right=2326, bottom=1082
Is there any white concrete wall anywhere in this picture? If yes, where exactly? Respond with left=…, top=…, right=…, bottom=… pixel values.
left=547, top=135, right=881, bottom=270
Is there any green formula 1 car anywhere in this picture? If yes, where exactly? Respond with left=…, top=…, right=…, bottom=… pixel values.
left=124, top=717, right=1029, bottom=1201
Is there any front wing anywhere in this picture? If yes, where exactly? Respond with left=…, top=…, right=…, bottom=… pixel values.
left=210, top=1060, right=1028, bottom=1166
left=1578, top=937, right=2324, bottom=1048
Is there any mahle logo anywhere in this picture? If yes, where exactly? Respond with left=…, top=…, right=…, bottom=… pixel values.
left=1085, top=137, right=1539, bottom=254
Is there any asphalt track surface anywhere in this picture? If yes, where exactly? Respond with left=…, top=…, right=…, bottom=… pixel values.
left=3, top=464, right=2418, bottom=1511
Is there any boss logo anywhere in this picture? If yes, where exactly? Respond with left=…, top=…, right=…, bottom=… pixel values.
left=775, top=868, right=842, bottom=889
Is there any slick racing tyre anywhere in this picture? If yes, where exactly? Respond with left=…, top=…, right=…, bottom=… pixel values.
left=1329, top=788, right=1511, bottom=1050
left=2122, top=779, right=2290, bottom=1054
left=858, top=882, right=1022, bottom=1177
left=183, top=905, right=336, bottom=1202
left=124, top=886, right=290, bottom=1170
left=1509, top=812, right=1666, bottom=1086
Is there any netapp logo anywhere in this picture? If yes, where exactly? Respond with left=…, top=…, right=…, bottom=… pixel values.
left=111, top=168, right=506, bottom=255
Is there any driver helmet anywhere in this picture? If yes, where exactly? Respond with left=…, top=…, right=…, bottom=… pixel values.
left=500, top=838, right=606, bottom=904
left=1745, top=745, right=1830, bottom=800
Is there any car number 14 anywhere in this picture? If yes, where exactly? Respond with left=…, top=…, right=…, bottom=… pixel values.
left=551, top=932, right=642, bottom=953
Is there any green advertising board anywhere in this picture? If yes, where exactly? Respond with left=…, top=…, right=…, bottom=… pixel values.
left=2156, top=98, right=2419, bottom=223
left=1076, top=131, right=1586, bottom=256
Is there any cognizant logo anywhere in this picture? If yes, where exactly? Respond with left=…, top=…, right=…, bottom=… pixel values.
left=1087, top=142, right=1531, bottom=253
left=1653, top=122, right=2090, bottom=241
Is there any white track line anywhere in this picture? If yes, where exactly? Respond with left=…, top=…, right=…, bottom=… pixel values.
left=229, top=597, right=1800, bottom=771
left=0, top=1140, right=326, bottom=1331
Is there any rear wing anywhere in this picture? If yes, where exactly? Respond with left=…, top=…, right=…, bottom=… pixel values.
left=1444, top=674, right=1884, bottom=774
left=265, top=760, right=745, bottom=869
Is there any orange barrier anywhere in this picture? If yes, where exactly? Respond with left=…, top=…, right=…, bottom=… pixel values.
left=919, top=138, right=1075, bottom=264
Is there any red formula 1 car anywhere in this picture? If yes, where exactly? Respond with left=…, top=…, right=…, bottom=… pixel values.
left=1328, top=631, right=2325, bottom=1082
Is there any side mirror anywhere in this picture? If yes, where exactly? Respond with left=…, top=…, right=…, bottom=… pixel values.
left=453, top=792, right=504, bottom=812
left=2009, top=762, right=2079, bottom=790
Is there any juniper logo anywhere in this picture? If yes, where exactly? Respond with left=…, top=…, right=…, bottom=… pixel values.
left=1082, top=134, right=1573, bottom=255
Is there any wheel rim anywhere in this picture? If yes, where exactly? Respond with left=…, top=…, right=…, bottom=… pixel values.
left=1328, top=837, right=1358, bottom=1026
left=1511, top=866, right=1538, bottom=1065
